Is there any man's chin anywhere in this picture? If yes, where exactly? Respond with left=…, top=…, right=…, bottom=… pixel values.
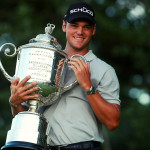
left=72, top=45, right=86, bottom=51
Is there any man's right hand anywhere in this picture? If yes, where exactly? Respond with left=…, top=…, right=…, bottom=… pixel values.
left=9, top=75, right=39, bottom=106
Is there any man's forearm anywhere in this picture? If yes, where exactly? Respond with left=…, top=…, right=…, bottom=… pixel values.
left=87, top=92, right=120, bottom=130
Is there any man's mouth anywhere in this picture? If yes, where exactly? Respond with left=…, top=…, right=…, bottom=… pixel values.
left=74, top=36, right=85, bottom=41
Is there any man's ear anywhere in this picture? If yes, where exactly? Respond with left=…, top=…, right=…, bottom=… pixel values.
left=62, top=20, right=66, bottom=32
left=92, top=24, right=96, bottom=36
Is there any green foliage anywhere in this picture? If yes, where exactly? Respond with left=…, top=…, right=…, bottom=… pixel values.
left=0, top=0, right=150, bottom=149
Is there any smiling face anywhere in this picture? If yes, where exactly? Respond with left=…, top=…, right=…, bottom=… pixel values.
left=62, top=19, right=96, bottom=56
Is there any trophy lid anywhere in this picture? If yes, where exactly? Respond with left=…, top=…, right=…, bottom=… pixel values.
left=29, top=23, right=62, bottom=50
left=17, top=23, right=68, bottom=57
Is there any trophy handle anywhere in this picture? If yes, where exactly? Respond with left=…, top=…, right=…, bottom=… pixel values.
left=63, top=80, right=78, bottom=92
left=0, top=43, right=18, bottom=82
left=63, top=54, right=87, bottom=93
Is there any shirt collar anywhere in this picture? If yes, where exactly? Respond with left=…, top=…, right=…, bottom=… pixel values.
left=84, top=50, right=95, bottom=62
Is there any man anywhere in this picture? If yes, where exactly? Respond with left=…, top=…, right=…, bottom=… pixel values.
left=9, top=2, right=121, bottom=150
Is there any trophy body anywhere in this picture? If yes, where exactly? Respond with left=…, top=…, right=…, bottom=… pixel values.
left=0, top=23, right=78, bottom=150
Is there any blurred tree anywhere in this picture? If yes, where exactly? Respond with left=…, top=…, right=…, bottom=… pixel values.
left=0, top=0, right=150, bottom=149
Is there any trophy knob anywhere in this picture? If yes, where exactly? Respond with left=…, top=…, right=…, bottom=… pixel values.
left=29, top=23, right=62, bottom=50
left=45, top=23, right=55, bottom=34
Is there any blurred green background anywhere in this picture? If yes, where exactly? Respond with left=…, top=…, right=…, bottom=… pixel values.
left=0, top=0, right=150, bottom=150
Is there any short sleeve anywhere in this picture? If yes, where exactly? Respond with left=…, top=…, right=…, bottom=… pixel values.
left=97, top=68, right=121, bottom=105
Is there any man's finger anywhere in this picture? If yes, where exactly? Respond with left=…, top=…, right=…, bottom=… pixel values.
left=21, top=86, right=39, bottom=97
left=23, top=94, right=39, bottom=101
left=10, top=77, right=20, bottom=89
left=23, top=81, right=38, bottom=92
left=18, top=75, right=31, bottom=87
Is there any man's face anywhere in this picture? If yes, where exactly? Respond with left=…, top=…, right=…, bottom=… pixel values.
left=62, top=19, right=96, bottom=51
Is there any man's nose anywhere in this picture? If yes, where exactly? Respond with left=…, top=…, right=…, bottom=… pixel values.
left=77, top=27, right=84, bottom=35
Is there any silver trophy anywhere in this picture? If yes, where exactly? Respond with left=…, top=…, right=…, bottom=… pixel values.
left=0, top=23, right=86, bottom=150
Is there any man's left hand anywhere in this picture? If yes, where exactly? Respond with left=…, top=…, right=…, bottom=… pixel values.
left=68, top=57, right=92, bottom=91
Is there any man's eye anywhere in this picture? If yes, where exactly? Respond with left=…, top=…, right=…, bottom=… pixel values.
left=84, top=26, right=92, bottom=29
left=71, top=24, right=78, bottom=27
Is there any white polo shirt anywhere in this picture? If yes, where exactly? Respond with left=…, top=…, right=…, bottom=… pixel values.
left=42, top=50, right=121, bottom=145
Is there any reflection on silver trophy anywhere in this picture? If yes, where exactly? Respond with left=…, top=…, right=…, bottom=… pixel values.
left=0, top=23, right=86, bottom=150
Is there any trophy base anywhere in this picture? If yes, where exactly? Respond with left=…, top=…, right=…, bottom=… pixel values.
left=3, top=112, right=49, bottom=149
left=1, top=141, right=47, bottom=150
